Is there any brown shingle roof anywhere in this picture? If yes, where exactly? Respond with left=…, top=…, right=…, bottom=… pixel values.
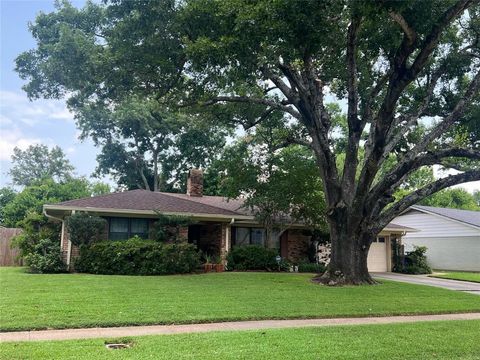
left=53, top=189, right=249, bottom=217
left=49, top=190, right=415, bottom=232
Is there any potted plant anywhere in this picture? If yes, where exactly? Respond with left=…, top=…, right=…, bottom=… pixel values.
left=214, top=256, right=225, bottom=272
left=204, top=254, right=213, bottom=273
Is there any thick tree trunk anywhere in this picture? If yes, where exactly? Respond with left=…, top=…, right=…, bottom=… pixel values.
left=316, top=223, right=377, bottom=285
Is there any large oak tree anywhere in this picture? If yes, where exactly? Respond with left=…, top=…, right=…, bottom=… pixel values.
left=17, top=0, right=480, bottom=284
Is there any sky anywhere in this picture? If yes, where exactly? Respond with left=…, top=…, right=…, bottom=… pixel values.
left=0, top=0, right=105, bottom=187
left=0, top=0, right=479, bottom=193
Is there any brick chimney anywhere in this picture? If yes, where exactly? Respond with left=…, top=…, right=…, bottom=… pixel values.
left=187, top=169, right=203, bottom=197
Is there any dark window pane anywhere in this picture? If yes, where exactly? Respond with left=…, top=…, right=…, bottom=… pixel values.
left=251, top=229, right=265, bottom=246
left=110, top=218, right=128, bottom=233
left=131, top=218, right=148, bottom=237
left=235, top=228, right=250, bottom=246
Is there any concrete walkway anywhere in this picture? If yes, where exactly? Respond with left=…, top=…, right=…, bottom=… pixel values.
left=1, top=313, right=480, bottom=342
left=373, top=273, right=480, bottom=295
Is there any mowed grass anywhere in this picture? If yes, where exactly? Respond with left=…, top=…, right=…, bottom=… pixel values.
left=430, top=272, right=480, bottom=283
left=1, top=267, right=480, bottom=331
left=1, top=321, right=480, bottom=360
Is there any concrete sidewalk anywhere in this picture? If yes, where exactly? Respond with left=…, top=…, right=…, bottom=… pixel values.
left=1, top=313, right=480, bottom=342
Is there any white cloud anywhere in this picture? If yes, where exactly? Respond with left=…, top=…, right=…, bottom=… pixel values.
left=0, top=90, right=74, bottom=127
left=0, top=127, right=55, bottom=161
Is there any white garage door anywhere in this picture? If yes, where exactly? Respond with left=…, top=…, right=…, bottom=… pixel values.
left=368, top=237, right=387, bottom=272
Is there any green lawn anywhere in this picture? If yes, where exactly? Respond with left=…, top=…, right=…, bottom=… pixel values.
left=1, top=267, right=480, bottom=332
left=430, top=272, right=480, bottom=283
left=1, top=320, right=480, bottom=359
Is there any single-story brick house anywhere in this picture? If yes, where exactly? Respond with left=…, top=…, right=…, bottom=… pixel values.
left=43, top=170, right=414, bottom=272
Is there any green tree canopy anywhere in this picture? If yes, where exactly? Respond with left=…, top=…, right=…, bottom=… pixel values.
left=421, top=188, right=480, bottom=210
left=9, top=144, right=74, bottom=186
left=15, top=1, right=229, bottom=191
left=1, top=177, right=108, bottom=227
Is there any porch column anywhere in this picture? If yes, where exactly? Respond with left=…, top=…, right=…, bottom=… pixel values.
left=220, top=224, right=228, bottom=262
left=225, top=225, right=231, bottom=252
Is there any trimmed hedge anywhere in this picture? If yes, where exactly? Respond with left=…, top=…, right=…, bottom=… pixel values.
left=226, top=245, right=279, bottom=271
left=297, top=262, right=326, bottom=274
left=75, top=238, right=201, bottom=275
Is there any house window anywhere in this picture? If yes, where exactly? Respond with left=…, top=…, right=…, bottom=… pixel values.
left=233, top=227, right=265, bottom=247
left=109, top=218, right=149, bottom=240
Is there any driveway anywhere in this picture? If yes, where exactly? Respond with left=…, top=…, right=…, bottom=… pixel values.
left=373, top=273, right=480, bottom=295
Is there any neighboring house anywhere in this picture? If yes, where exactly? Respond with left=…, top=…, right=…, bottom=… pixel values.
left=394, top=205, right=480, bottom=271
left=43, top=169, right=413, bottom=272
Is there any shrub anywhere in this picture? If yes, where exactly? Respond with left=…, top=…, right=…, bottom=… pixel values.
left=23, top=238, right=66, bottom=273
left=298, top=262, right=326, bottom=274
left=75, top=237, right=201, bottom=275
left=65, top=212, right=107, bottom=246
left=12, top=212, right=65, bottom=273
left=226, top=245, right=279, bottom=271
left=399, top=246, right=432, bottom=274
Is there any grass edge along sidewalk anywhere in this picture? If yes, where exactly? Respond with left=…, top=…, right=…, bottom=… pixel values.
left=0, top=320, right=480, bottom=360
left=430, top=271, right=480, bottom=283
left=1, top=312, right=479, bottom=342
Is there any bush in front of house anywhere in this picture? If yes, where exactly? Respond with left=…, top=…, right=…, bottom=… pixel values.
left=297, top=262, right=326, bottom=274
left=65, top=212, right=107, bottom=246
left=23, top=238, right=66, bottom=273
left=75, top=237, right=201, bottom=275
left=12, top=212, right=66, bottom=273
left=399, top=246, right=432, bottom=274
left=226, top=245, right=279, bottom=271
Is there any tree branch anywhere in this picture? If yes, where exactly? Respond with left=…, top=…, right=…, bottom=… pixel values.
left=368, top=148, right=480, bottom=212
left=272, top=137, right=313, bottom=151
left=409, top=0, right=475, bottom=77
left=202, top=95, right=301, bottom=119
left=389, top=11, right=417, bottom=44
left=262, top=66, right=299, bottom=105
left=405, top=70, right=480, bottom=159
left=381, top=65, right=444, bottom=161
left=342, top=14, right=362, bottom=197
left=374, top=169, right=480, bottom=232
left=357, top=0, right=475, bottom=200
left=241, top=107, right=276, bottom=130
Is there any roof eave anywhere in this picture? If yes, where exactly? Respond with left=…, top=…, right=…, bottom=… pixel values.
left=43, top=204, right=254, bottom=222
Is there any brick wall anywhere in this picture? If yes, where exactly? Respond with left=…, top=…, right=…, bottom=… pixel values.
left=190, top=223, right=226, bottom=261
left=179, top=226, right=189, bottom=240
left=286, top=229, right=311, bottom=263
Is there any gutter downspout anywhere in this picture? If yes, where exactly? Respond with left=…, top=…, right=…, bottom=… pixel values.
left=43, top=209, right=64, bottom=251
left=66, top=210, right=76, bottom=267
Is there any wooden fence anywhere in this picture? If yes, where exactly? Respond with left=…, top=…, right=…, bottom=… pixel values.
left=0, top=227, right=23, bottom=266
